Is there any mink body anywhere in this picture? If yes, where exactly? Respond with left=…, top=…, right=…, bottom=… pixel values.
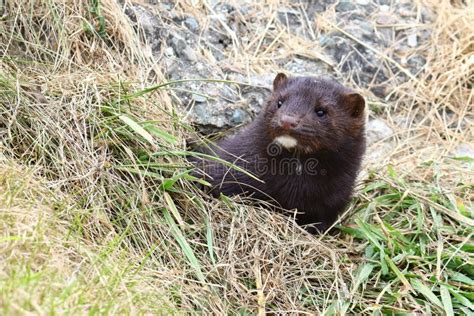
left=192, top=74, right=366, bottom=232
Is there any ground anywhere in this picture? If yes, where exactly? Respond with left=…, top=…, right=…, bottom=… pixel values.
left=0, top=0, right=473, bottom=314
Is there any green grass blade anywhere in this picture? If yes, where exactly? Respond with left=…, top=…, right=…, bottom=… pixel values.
left=351, top=263, right=374, bottom=294
left=384, top=255, right=412, bottom=291
left=410, top=278, right=443, bottom=310
left=440, top=285, right=454, bottom=316
left=143, top=122, right=178, bottom=144
left=164, top=192, right=185, bottom=227
left=205, top=217, right=217, bottom=265
left=160, top=170, right=191, bottom=191
left=118, top=115, right=156, bottom=148
left=113, top=166, right=164, bottom=181
left=355, top=220, right=384, bottom=251
left=448, top=288, right=474, bottom=310
left=162, top=207, right=206, bottom=283
left=449, top=271, right=474, bottom=286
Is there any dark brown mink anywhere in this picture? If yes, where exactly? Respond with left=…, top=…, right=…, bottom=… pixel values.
left=190, top=73, right=366, bottom=233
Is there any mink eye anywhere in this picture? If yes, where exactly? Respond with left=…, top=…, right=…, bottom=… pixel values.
left=315, top=109, right=326, bottom=117
left=277, top=100, right=283, bottom=108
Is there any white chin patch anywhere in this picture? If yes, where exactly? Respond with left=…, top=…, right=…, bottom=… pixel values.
left=274, top=135, right=298, bottom=149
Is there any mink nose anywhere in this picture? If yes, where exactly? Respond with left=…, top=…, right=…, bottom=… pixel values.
left=279, top=114, right=299, bottom=130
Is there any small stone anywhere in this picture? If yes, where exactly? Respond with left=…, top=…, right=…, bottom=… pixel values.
left=319, top=36, right=336, bottom=48
left=192, top=93, right=207, bottom=103
left=358, top=20, right=374, bottom=36
left=245, top=92, right=265, bottom=113
left=454, top=144, right=474, bottom=159
left=218, top=3, right=235, bottom=14
left=210, top=47, right=225, bottom=61
left=196, top=63, right=204, bottom=71
left=356, top=0, right=370, bottom=5
left=164, top=47, right=174, bottom=57
left=161, top=3, right=172, bottom=10
left=407, top=33, right=417, bottom=47
left=230, top=108, right=247, bottom=124
left=336, top=1, right=356, bottom=12
left=184, top=17, right=199, bottom=32
left=170, top=36, right=186, bottom=54
left=366, top=119, right=394, bottom=143
left=407, top=55, right=426, bottom=69
left=192, top=101, right=229, bottom=128
left=182, top=46, right=197, bottom=62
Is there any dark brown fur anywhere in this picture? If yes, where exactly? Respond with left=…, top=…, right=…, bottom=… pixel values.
left=191, top=74, right=366, bottom=232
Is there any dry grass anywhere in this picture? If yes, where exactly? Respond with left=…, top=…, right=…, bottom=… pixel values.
left=0, top=0, right=472, bottom=314
left=0, top=158, right=176, bottom=314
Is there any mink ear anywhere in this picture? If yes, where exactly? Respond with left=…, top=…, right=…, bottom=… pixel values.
left=343, top=92, right=365, bottom=118
left=273, top=73, right=288, bottom=91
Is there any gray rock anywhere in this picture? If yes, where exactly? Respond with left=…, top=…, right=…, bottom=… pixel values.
left=164, top=46, right=174, bottom=57
left=170, top=35, right=186, bottom=55
left=454, top=143, right=474, bottom=159
left=193, top=103, right=227, bottom=128
left=215, top=2, right=235, bottom=14
left=358, top=20, right=375, bottom=38
left=336, top=1, right=356, bottom=12
left=161, top=3, right=172, bottom=10
left=366, top=119, right=394, bottom=143
left=319, top=36, right=336, bottom=48
left=407, top=33, right=417, bottom=47
left=245, top=92, right=265, bottom=114
left=184, top=17, right=199, bottom=32
left=192, top=93, right=207, bottom=103
left=182, top=46, right=198, bottom=62
left=124, top=4, right=166, bottom=53
left=230, top=108, right=248, bottom=125
left=407, top=55, right=426, bottom=71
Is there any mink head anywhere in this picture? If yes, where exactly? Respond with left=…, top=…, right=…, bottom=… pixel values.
left=263, top=73, right=366, bottom=153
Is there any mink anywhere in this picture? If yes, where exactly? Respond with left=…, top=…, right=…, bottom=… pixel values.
left=191, top=73, right=366, bottom=232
